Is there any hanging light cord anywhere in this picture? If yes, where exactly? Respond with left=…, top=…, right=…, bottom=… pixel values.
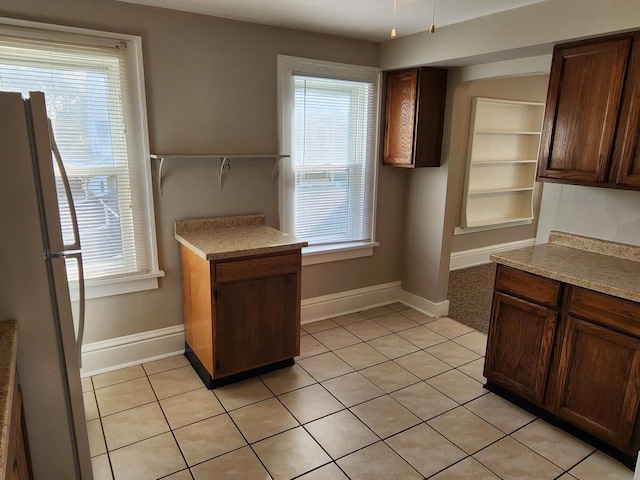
left=391, top=0, right=397, bottom=38
left=430, top=0, right=437, bottom=33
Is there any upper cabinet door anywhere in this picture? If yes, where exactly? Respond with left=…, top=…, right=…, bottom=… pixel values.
left=612, top=37, right=640, bottom=188
left=383, top=69, right=418, bottom=167
left=383, top=67, right=447, bottom=168
left=538, top=38, right=631, bottom=184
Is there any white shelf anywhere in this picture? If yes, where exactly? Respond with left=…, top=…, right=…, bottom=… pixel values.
left=470, top=134, right=541, bottom=163
left=461, top=97, right=545, bottom=230
left=464, top=216, right=534, bottom=229
left=150, top=154, right=288, bottom=160
left=150, top=153, right=290, bottom=194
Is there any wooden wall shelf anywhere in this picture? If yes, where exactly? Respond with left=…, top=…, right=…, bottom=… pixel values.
left=150, top=154, right=290, bottom=194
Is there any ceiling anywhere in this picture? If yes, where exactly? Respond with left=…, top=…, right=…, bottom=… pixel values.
left=116, top=0, right=548, bottom=42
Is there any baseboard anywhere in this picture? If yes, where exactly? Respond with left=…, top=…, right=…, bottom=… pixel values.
left=301, top=281, right=449, bottom=323
left=449, top=238, right=536, bottom=271
left=81, top=282, right=449, bottom=376
left=80, top=325, right=185, bottom=377
left=301, top=281, right=402, bottom=324
left=400, top=289, right=450, bottom=318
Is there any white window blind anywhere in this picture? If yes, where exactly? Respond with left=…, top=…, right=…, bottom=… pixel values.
left=0, top=25, right=158, bottom=287
left=279, top=58, right=380, bottom=250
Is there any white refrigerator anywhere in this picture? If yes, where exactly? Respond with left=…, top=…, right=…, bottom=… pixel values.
left=0, top=91, right=93, bottom=479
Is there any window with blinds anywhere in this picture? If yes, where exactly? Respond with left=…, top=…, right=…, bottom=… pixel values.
left=0, top=22, right=159, bottom=293
left=278, top=56, right=380, bottom=254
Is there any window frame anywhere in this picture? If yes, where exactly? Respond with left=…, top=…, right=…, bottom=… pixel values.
left=0, top=17, right=163, bottom=299
left=277, top=55, right=381, bottom=265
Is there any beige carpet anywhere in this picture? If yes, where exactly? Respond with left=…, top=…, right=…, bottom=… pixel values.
left=447, top=263, right=496, bottom=334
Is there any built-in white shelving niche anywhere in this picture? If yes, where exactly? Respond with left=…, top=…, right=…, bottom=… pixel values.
left=460, top=97, right=545, bottom=231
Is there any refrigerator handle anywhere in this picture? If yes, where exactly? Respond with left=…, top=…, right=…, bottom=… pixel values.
left=58, top=251, right=86, bottom=368
left=48, top=119, right=81, bottom=251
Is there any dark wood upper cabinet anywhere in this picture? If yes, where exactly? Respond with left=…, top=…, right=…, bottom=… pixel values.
left=383, top=67, right=447, bottom=168
left=537, top=31, right=640, bottom=190
left=612, top=37, right=640, bottom=188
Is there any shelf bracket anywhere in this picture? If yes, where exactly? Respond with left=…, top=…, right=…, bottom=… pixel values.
left=218, top=157, right=231, bottom=191
left=271, top=157, right=282, bottom=183
left=157, top=156, right=165, bottom=195
left=151, top=153, right=290, bottom=195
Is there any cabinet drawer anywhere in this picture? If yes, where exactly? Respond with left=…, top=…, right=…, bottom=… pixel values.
left=495, top=265, right=562, bottom=309
left=568, top=287, right=640, bottom=338
left=216, top=253, right=300, bottom=283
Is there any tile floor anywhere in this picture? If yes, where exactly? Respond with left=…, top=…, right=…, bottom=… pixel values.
left=82, top=303, right=635, bottom=480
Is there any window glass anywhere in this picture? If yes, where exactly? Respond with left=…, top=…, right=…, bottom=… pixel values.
left=279, top=56, right=380, bottom=251
left=0, top=26, right=158, bottom=288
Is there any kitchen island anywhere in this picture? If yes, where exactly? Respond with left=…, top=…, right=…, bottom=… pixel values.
left=485, top=231, right=640, bottom=466
left=175, top=214, right=307, bottom=388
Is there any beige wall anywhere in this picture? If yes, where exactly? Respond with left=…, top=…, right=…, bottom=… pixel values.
left=385, top=0, right=639, bottom=304
left=0, top=0, right=408, bottom=344
left=398, top=62, right=553, bottom=303
left=380, top=0, right=640, bottom=70
left=399, top=71, right=457, bottom=302
left=448, top=75, right=550, bottom=253
left=537, top=184, right=640, bottom=246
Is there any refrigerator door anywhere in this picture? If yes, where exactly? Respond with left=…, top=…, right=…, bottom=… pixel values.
left=0, top=91, right=93, bottom=480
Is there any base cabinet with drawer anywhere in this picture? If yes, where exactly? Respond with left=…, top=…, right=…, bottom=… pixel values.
left=5, top=381, right=33, bottom=480
left=551, top=287, right=640, bottom=455
left=180, top=245, right=301, bottom=388
left=552, top=315, right=640, bottom=451
left=485, top=264, right=640, bottom=464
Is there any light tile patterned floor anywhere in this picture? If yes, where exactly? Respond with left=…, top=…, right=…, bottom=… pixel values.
left=83, top=304, right=635, bottom=480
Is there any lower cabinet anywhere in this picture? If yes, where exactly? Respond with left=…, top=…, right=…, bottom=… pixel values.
left=6, top=383, right=33, bottom=480
left=180, top=245, right=302, bottom=388
left=552, top=316, right=640, bottom=451
left=485, top=264, right=640, bottom=462
left=484, top=293, right=557, bottom=405
left=216, top=273, right=298, bottom=378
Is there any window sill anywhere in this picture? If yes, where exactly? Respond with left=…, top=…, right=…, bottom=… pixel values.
left=69, top=270, right=165, bottom=301
left=302, top=242, right=379, bottom=266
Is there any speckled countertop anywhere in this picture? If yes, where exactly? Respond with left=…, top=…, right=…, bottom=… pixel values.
left=0, top=319, right=17, bottom=479
left=491, top=231, right=640, bottom=303
left=175, top=214, right=308, bottom=260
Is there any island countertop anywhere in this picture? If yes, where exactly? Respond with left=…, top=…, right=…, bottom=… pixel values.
left=490, top=231, right=640, bottom=303
left=174, top=214, right=308, bottom=261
